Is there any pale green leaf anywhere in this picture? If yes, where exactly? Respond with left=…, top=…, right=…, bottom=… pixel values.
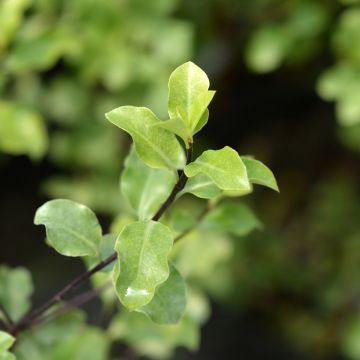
left=139, top=263, right=186, bottom=324
left=193, top=109, right=209, bottom=135
left=0, top=266, right=33, bottom=321
left=242, top=157, right=279, bottom=192
left=184, top=146, right=251, bottom=193
left=0, top=331, right=15, bottom=354
left=0, top=100, right=48, bottom=160
left=0, top=351, right=16, bottom=360
left=168, top=62, right=213, bottom=132
left=202, top=203, right=262, bottom=237
left=180, top=173, right=222, bottom=199
left=84, top=234, right=117, bottom=273
left=34, top=199, right=102, bottom=257
left=113, top=221, right=174, bottom=310
left=245, top=25, right=290, bottom=73
left=105, top=106, right=183, bottom=169
left=151, top=118, right=189, bottom=145
left=121, top=148, right=176, bottom=220
left=341, top=313, right=360, bottom=360
left=109, top=311, right=199, bottom=359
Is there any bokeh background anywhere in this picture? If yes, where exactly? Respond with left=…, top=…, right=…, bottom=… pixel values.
left=1, top=0, right=360, bottom=359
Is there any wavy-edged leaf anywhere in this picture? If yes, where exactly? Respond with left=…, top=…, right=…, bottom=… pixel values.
left=34, top=199, right=102, bottom=257
left=184, top=146, right=251, bottom=193
left=0, top=331, right=14, bottom=354
left=202, top=203, right=262, bottom=237
left=242, top=157, right=279, bottom=192
left=168, top=62, right=214, bottom=133
left=105, top=106, right=183, bottom=169
left=0, top=266, right=33, bottom=321
left=121, top=148, right=176, bottom=220
left=113, top=221, right=174, bottom=310
left=139, top=263, right=186, bottom=324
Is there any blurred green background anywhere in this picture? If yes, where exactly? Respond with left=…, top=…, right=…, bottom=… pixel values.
left=1, top=0, right=360, bottom=359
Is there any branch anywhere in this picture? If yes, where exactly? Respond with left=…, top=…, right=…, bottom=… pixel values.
left=174, top=204, right=211, bottom=243
left=10, top=143, right=193, bottom=336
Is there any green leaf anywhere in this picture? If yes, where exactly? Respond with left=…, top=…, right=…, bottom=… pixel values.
left=48, top=328, right=109, bottom=360
left=168, top=62, right=214, bottom=133
left=151, top=118, right=189, bottom=145
left=242, top=157, right=279, bottom=192
left=121, top=148, right=176, bottom=220
left=34, top=199, right=102, bottom=257
left=202, top=203, right=262, bottom=237
left=113, top=221, right=174, bottom=310
left=139, top=263, right=186, bottom=324
left=105, top=106, right=183, bottom=169
left=0, top=266, right=33, bottom=321
left=0, top=351, right=16, bottom=360
left=109, top=311, right=199, bottom=359
left=193, top=109, right=209, bottom=135
left=184, top=146, right=251, bottom=193
left=0, top=100, right=48, bottom=160
left=84, top=234, right=117, bottom=273
left=0, top=331, right=15, bottom=354
left=180, top=173, right=222, bottom=199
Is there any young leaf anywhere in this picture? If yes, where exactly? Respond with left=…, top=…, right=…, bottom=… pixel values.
left=202, top=203, right=262, bottom=237
left=34, top=199, right=102, bottom=257
left=0, top=351, right=16, bottom=360
left=150, top=118, right=189, bottom=145
left=184, top=146, right=251, bottom=193
left=0, top=331, right=15, bottom=354
left=105, top=106, right=183, bottom=169
left=121, top=148, right=176, bottom=220
left=180, top=173, right=222, bottom=199
left=139, top=263, right=186, bottom=325
left=113, top=221, right=174, bottom=310
left=0, top=266, right=33, bottom=321
left=242, top=157, right=279, bottom=192
left=168, top=62, right=214, bottom=133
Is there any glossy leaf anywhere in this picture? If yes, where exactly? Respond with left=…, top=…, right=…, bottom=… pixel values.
left=168, top=62, right=214, bottom=133
left=242, top=157, right=279, bottom=192
left=0, top=266, right=33, bottom=321
left=202, top=203, right=262, bottom=237
left=109, top=311, right=199, bottom=359
left=105, top=106, right=183, bottom=169
left=34, top=199, right=102, bottom=257
left=180, top=173, right=222, bottom=199
left=121, top=148, right=176, bottom=220
left=113, top=221, right=174, bottom=310
left=139, top=263, right=186, bottom=324
left=0, top=331, right=14, bottom=354
left=184, top=146, right=251, bottom=193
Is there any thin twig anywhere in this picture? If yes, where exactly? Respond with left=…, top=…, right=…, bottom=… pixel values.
left=152, top=143, right=193, bottom=221
left=10, top=143, right=194, bottom=336
left=34, top=283, right=112, bottom=329
left=174, top=205, right=211, bottom=243
left=0, top=303, right=13, bottom=327
left=10, top=253, right=116, bottom=335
